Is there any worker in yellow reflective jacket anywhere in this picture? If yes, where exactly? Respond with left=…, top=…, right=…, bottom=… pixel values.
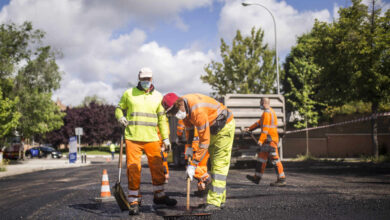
left=115, top=67, right=177, bottom=215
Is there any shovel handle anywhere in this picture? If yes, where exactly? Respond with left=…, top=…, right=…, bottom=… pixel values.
left=187, top=176, right=190, bottom=211
left=118, top=135, right=124, bottom=183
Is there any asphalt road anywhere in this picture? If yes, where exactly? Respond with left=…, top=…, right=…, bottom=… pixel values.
left=0, top=159, right=389, bottom=220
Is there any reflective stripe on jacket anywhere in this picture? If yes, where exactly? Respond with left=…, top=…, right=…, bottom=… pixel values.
left=181, top=94, right=233, bottom=164
left=115, top=87, right=169, bottom=142
left=249, top=107, right=278, bottom=144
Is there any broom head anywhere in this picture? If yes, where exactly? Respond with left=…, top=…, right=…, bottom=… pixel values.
left=113, top=181, right=130, bottom=211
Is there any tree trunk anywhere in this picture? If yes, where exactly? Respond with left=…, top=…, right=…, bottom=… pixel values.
left=371, top=102, right=379, bottom=158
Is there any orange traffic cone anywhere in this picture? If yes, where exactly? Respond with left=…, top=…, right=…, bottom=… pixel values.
left=95, top=169, right=115, bottom=202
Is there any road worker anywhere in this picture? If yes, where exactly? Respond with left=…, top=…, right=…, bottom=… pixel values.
left=177, top=119, right=211, bottom=196
left=162, top=93, right=235, bottom=211
left=115, top=67, right=177, bottom=215
left=245, top=97, right=286, bottom=187
left=109, top=142, right=116, bottom=160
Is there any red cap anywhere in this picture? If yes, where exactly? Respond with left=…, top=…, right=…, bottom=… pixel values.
left=162, top=93, right=179, bottom=112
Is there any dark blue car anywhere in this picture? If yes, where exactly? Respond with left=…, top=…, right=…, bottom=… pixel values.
left=25, top=146, right=62, bottom=159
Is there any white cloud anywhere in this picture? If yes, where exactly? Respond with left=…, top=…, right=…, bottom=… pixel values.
left=0, top=0, right=214, bottom=106
left=217, top=0, right=332, bottom=59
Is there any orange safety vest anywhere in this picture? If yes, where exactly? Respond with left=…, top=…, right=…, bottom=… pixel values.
left=249, top=107, right=279, bottom=144
left=181, top=94, right=233, bottom=164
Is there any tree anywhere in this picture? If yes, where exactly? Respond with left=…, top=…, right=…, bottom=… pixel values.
left=0, top=22, right=44, bottom=140
left=14, top=45, right=64, bottom=139
left=202, top=27, right=277, bottom=97
left=284, top=0, right=390, bottom=157
left=80, top=95, right=107, bottom=107
left=42, top=102, right=121, bottom=147
left=0, top=90, right=20, bottom=139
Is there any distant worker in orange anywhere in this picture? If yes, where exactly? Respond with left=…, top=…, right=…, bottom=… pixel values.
left=177, top=119, right=211, bottom=196
left=245, top=97, right=286, bottom=187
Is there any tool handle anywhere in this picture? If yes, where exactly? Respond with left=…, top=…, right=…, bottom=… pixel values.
left=186, top=157, right=191, bottom=211
left=118, top=135, right=124, bottom=182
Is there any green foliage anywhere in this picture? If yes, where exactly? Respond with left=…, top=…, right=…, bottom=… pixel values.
left=202, top=27, right=277, bottom=97
left=284, top=0, right=390, bottom=122
left=360, top=154, right=390, bottom=163
left=285, top=55, right=323, bottom=128
left=80, top=95, right=107, bottom=107
left=294, top=154, right=317, bottom=161
left=0, top=21, right=63, bottom=140
left=17, top=91, right=64, bottom=138
left=0, top=90, right=21, bottom=139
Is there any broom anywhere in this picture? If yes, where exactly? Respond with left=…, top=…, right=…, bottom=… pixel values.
left=113, top=135, right=130, bottom=211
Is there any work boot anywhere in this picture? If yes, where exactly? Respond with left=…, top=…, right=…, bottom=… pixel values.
left=153, top=195, right=177, bottom=207
left=246, top=175, right=261, bottom=184
left=270, top=178, right=286, bottom=187
left=203, top=203, right=221, bottom=211
left=128, top=202, right=140, bottom=215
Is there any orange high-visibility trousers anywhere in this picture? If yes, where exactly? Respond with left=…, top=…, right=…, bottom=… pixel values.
left=256, top=141, right=285, bottom=179
left=161, top=151, right=169, bottom=176
left=125, top=140, right=166, bottom=202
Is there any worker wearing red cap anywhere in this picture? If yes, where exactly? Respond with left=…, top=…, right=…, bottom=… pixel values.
left=115, top=67, right=177, bottom=215
left=162, top=93, right=235, bottom=211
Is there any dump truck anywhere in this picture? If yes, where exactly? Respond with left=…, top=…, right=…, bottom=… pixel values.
left=169, top=93, right=286, bottom=167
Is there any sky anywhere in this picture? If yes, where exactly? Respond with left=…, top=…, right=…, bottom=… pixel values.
left=0, top=0, right=389, bottom=106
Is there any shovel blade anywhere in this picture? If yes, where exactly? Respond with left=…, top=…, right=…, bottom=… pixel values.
left=113, top=181, right=130, bottom=211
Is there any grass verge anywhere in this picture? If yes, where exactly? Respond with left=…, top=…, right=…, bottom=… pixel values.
left=360, top=154, right=390, bottom=163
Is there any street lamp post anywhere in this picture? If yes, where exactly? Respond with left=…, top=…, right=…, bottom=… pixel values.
left=242, top=2, right=280, bottom=94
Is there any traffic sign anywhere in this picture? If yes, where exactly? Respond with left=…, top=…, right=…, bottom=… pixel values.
left=75, top=127, right=83, bottom=136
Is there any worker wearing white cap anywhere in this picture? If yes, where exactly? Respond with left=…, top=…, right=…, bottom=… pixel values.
left=115, top=67, right=176, bottom=215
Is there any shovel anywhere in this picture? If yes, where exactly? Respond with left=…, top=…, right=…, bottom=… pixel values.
left=113, top=135, right=130, bottom=211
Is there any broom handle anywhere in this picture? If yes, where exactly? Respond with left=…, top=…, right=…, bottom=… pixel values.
left=186, top=158, right=191, bottom=211
left=187, top=176, right=190, bottom=211
left=118, top=135, right=124, bottom=183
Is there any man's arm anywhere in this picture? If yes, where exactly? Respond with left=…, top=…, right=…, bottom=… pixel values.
left=190, top=112, right=210, bottom=166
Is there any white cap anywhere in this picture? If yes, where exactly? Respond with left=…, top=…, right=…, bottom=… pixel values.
left=139, top=67, right=153, bottom=78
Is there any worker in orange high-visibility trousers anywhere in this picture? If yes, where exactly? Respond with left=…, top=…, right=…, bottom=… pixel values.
left=245, top=97, right=286, bottom=187
left=115, top=67, right=177, bottom=216
left=177, top=120, right=211, bottom=196
left=162, top=93, right=235, bottom=211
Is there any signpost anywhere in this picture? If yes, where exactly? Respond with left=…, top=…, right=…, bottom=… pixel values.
left=75, top=127, right=83, bottom=159
left=69, top=136, right=77, bottom=163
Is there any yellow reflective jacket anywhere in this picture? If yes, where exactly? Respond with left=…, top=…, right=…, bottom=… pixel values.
left=115, top=86, right=169, bottom=142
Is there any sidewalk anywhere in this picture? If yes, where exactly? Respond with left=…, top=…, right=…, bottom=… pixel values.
left=0, top=158, right=92, bottom=178
left=0, top=155, right=141, bottom=178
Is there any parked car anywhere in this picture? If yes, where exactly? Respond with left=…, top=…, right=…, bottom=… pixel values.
left=25, top=146, right=62, bottom=159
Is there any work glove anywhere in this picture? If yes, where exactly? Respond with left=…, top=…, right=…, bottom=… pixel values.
left=163, top=138, right=171, bottom=152
left=185, top=147, right=193, bottom=159
left=186, top=165, right=196, bottom=181
left=256, top=141, right=263, bottom=153
left=118, top=116, right=128, bottom=127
